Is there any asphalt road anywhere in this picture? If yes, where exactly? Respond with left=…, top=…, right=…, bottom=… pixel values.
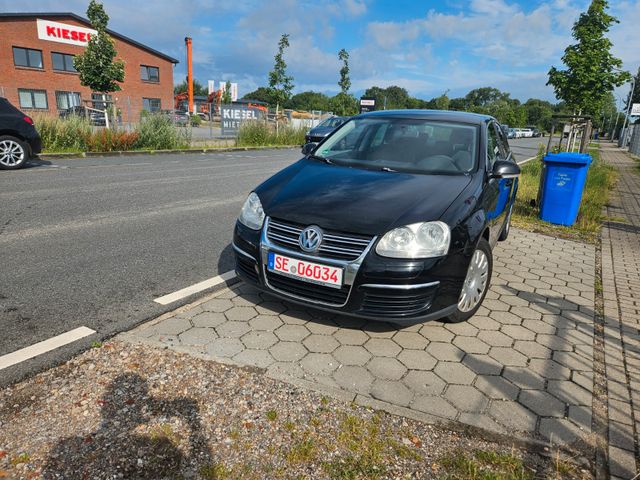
left=0, top=137, right=542, bottom=385
left=0, top=149, right=299, bottom=384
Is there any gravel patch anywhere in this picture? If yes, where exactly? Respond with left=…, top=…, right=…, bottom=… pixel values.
left=0, top=341, right=590, bottom=479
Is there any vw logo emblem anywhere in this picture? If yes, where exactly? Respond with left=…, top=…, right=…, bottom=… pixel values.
left=299, top=226, right=323, bottom=253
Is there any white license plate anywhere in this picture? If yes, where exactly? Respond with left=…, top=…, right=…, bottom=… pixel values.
left=268, top=252, right=343, bottom=288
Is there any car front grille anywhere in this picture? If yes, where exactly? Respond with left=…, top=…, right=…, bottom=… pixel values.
left=359, top=285, right=438, bottom=317
left=265, top=270, right=350, bottom=306
left=267, top=218, right=373, bottom=262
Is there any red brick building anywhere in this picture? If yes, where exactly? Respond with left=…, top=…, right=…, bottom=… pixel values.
left=0, top=13, right=178, bottom=123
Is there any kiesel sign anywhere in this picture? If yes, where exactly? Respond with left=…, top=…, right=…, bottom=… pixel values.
left=37, top=19, right=97, bottom=47
left=221, top=106, right=263, bottom=136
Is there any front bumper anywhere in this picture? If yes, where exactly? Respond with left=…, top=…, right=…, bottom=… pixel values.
left=233, top=219, right=466, bottom=325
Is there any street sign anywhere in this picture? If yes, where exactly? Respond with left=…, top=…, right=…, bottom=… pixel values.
left=360, top=97, right=376, bottom=114
left=631, top=103, right=640, bottom=116
left=220, top=106, right=263, bottom=136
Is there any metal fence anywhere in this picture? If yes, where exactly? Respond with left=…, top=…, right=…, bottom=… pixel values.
left=629, top=125, right=640, bottom=156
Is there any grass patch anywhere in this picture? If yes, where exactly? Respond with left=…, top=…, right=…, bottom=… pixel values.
left=438, top=449, right=534, bottom=480
left=236, top=121, right=306, bottom=147
left=265, top=410, right=278, bottom=421
left=512, top=147, right=617, bottom=243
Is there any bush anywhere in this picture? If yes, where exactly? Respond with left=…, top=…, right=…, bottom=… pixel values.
left=237, top=121, right=306, bottom=147
left=190, top=114, right=202, bottom=127
left=34, top=114, right=91, bottom=152
left=85, top=129, right=139, bottom=152
left=134, top=113, right=191, bottom=150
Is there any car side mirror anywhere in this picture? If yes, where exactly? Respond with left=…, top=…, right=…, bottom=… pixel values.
left=301, top=142, right=318, bottom=156
left=491, top=160, right=520, bottom=179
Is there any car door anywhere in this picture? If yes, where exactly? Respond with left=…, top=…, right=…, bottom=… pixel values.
left=484, top=121, right=513, bottom=245
left=493, top=122, right=518, bottom=231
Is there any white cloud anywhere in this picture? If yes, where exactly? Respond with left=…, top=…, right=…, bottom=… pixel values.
left=343, top=0, right=367, bottom=16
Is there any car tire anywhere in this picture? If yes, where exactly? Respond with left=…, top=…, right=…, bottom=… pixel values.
left=0, top=135, right=29, bottom=170
left=446, top=238, right=493, bottom=323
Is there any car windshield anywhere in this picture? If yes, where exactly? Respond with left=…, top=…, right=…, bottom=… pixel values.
left=314, top=117, right=479, bottom=175
left=318, top=116, right=344, bottom=128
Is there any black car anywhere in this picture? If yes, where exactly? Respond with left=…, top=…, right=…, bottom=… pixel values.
left=234, top=110, right=520, bottom=325
left=0, top=97, right=41, bottom=170
left=304, top=116, right=348, bottom=144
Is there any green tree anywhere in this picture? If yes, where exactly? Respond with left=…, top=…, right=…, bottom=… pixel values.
left=329, top=93, right=358, bottom=115
left=464, top=87, right=511, bottom=108
left=222, top=80, right=232, bottom=104
left=434, top=90, right=450, bottom=110
left=288, top=91, right=331, bottom=111
left=242, top=87, right=273, bottom=105
left=336, top=48, right=352, bottom=115
left=174, top=77, right=208, bottom=96
left=363, top=86, right=410, bottom=109
left=547, top=0, right=630, bottom=116
left=268, top=33, right=294, bottom=112
left=524, top=99, right=554, bottom=130
left=73, top=1, right=125, bottom=98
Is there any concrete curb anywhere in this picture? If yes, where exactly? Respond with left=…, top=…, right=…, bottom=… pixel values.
left=38, top=145, right=301, bottom=160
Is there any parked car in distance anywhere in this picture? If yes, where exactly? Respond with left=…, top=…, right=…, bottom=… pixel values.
left=528, top=127, right=543, bottom=137
left=234, top=110, right=520, bottom=324
left=304, top=116, right=348, bottom=145
left=520, top=128, right=534, bottom=138
left=0, top=97, right=41, bottom=170
left=59, top=105, right=106, bottom=126
left=507, top=128, right=516, bottom=139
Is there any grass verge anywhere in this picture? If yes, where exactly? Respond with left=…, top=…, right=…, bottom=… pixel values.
left=512, top=147, right=617, bottom=243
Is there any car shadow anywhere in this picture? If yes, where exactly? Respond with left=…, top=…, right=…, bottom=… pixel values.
left=41, top=373, right=212, bottom=479
left=23, top=158, right=53, bottom=169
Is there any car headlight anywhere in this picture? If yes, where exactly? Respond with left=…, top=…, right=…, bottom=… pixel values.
left=238, top=192, right=265, bottom=230
left=376, top=221, right=450, bottom=259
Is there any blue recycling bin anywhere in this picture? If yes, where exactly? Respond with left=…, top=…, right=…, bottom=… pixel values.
left=539, top=152, right=592, bottom=226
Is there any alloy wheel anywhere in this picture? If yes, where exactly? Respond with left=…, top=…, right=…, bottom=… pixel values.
left=0, top=140, right=25, bottom=167
left=458, top=249, right=489, bottom=312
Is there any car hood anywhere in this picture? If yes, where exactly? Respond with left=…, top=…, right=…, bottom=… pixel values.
left=257, top=159, right=472, bottom=236
left=308, top=126, right=334, bottom=136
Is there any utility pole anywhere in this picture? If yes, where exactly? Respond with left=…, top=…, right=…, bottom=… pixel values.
left=185, top=37, right=194, bottom=115
left=620, top=76, right=636, bottom=147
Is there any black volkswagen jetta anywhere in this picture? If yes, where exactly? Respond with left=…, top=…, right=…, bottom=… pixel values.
left=233, top=110, right=520, bottom=324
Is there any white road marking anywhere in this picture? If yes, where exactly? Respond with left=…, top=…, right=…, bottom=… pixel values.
left=0, top=326, right=96, bottom=371
left=154, top=270, right=237, bottom=305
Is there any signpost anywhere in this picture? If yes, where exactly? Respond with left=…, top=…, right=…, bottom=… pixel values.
left=631, top=103, right=640, bottom=116
left=220, top=106, right=263, bottom=137
left=360, top=97, right=376, bottom=114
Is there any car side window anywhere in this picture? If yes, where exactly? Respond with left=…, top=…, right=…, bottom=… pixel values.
left=486, top=122, right=500, bottom=169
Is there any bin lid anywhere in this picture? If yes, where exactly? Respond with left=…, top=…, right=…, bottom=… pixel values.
left=543, top=152, right=592, bottom=165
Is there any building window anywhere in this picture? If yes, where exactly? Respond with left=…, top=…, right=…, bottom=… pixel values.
left=91, top=93, right=112, bottom=111
left=13, top=47, right=43, bottom=69
left=18, top=89, right=48, bottom=109
left=52, top=52, right=77, bottom=72
left=140, top=65, right=159, bottom=82
left=56, top=91, right=82, bottom=110
left=142, top=98, right=161, bottom=112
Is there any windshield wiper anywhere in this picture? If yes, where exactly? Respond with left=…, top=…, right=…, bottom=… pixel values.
left=308, top=154, right=332, bottom=164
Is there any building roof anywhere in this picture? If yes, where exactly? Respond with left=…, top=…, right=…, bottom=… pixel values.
left=0, top=12, right=179, bottom=64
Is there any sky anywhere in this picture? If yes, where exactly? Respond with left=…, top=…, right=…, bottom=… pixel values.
left=3, top=0, right=639, bottom=105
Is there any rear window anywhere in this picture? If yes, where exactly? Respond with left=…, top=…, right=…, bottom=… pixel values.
left=315, top=117, right=479, bottom=175
left=0, top=98, right=22, bottom=115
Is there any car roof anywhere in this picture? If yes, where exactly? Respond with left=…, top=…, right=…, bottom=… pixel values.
left=354, top=109, right=494, bottom=125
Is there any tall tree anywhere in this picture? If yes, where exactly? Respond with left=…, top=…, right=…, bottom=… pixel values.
left=268, top=34, right=294, bottom=113
left=288, top=91, right=331, bottom=111
left=547, top=0, right=629, bottom=116
left=73, top=1, right=125, bottom=96
left=222, top=80, right=232, bottom=104
left=242, top=87, right=273, bottom=105
left=338, top=49, right=351, bottom=95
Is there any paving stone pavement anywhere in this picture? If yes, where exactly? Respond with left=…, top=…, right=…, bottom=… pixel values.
left=600, top=144, right=640, bottom=479
left=123, top=227, right=599, bottom=452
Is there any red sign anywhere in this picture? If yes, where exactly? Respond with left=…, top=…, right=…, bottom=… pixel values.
left=36, top=19, right=97, bottom=47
